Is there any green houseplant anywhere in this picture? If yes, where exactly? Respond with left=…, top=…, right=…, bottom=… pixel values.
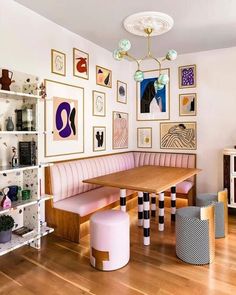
left=0, top=215, right=14, bottom=243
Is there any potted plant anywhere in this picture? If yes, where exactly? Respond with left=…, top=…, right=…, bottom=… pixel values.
left=0, top=215, right=14, bottom=243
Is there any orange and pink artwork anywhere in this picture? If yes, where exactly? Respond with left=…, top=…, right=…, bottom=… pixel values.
left=113, top=111, right=128, bottom=149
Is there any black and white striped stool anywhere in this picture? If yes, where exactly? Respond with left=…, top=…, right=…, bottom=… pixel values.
left=151, top=193, right=156, bottom=217
left=143, top=192, right=150, bottom=245
left=171, top=186, right=176, bottom=222
left=158, top=192, right=165, bottom=231
left=138, top=191, right=143, bottom=227
left=120, top=189, right=126, bottom=212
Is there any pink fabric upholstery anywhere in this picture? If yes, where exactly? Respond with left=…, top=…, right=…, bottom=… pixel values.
left=53, top=186, right=133, bottom=217
left=166, top=181, right=193, bottom=194
left=51, top=153, right=135, bottom=202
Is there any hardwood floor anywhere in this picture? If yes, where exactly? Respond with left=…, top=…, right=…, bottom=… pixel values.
left=0, top=207, right=236, bottom=295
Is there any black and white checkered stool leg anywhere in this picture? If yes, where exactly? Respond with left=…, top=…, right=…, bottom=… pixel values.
left=143, top=192, right=150, bottom=245
left=151, top=193, right=156, bottom=217
left=120, top=189, right=126, bottom=212
left=171, top=186, right=176, bottom=222
left=138, top=192, right=143, bottom=227
left=158, top=192, right=165, bottom=231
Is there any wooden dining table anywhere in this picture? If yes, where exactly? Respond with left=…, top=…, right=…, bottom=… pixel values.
left=84, top=165, right=201, bottom=245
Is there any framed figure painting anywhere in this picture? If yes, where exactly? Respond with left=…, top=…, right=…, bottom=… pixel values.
left=160, top=122, right=197, bottom=150
left=179, top=93, right=197, bottom=116
left=113, top=111, right=128, bottom=149
left=136, top=68, right=170, bottom=121
left=93, top=90, right=106, bottom=117
left=73, top=48, right=89, bottom=80
left=93, top=126, right=106, bottom=152
left=117, top=80, right=127, bottom=104
left=51, top=49, right=66, bottom=76
left=179, top=65, right=196, bottom=88
left=137, top=127, right=152, bottom=148
left=45, top=79, right=84, bottom=157
left=96, top=65, right=112, bottom=88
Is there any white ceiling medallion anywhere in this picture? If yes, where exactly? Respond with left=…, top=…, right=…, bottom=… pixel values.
left=123, top=11, right=174, bottom=37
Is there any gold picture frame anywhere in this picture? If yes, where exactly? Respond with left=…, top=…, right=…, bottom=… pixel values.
left=51, top=49, right=66, bottom=76
left=117, top=80, right=127, bottom=104
left=136, top=68, right=170, bottom=121
left=179, top=93, right=197, bottom=116
left=178, top=64, right=197, bottom=89
left=137, top=127, right=152, bottom=148
left=112, top=111, right=128, bottom=149
left=73, top=48, right=89, bottom=80
left=96, top=65, right=112, bottom=88
left=92, top=90, right=106, bottom=117
left=93, top=126, right=106, bottom=152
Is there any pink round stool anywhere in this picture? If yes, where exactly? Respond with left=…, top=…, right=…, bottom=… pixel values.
left=90, top=210, right=130, bottom=271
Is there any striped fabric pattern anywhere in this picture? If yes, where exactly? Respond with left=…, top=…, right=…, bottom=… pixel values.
left=143, top=192, right=150, bottom=245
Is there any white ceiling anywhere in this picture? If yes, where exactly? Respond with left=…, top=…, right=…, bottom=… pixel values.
left=15, top=0, right=236, bottom=57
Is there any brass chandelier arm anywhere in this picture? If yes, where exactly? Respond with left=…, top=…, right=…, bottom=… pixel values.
left=123, top=52, right=140, bottom=68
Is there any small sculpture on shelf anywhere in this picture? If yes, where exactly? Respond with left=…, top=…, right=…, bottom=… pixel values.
left=0, top=188, right=12, bottom=209
left=39, top=82, right=46, bottom=99
left=11, top=146, right=18, bottom=167
left=0, top=69, right=15, bottom=91
left=6, top=117, right=14, bottom=131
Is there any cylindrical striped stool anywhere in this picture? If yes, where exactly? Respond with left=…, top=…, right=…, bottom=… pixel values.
left=90, top=210, right=130, bottom=271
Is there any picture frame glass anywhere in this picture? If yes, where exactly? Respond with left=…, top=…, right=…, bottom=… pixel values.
left=73, top=48, right=89, bottom=79
left=179, top=65, right=196, bottom=88
left=179, top=93, right=197, bottom=116
left=113, top=111, right=128, bottom=149
left=51, top=50, right=66, bottom=76
left=96, top=66, right=112, bottom=88
left=93, top=127, right=106, bottom=151
left=93, top=91, right=105, bottom=116
left=137, top=128, right=152, bottom=148
left=117, top=81, right=127, bottom=104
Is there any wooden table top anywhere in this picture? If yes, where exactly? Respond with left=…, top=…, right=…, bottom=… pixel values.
left=83, top=165, right=201, bottom=194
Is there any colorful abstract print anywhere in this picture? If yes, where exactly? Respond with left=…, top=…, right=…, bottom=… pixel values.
left=181, top=67, right=195, bottom=87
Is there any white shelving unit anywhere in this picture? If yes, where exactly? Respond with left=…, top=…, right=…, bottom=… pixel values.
left=0, top=86, right=54, bottom=255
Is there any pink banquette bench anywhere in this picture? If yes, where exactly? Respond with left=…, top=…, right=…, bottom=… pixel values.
left=45, top=151, right=196, bottom=242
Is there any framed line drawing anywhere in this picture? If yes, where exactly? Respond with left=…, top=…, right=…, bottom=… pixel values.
left=73, top=48, right=89, bottom=80
left=51, top=49, right=66, bottom=76
left=179, top=64, right=196, bottom=89
left=93, top=126, right=106, bottom=152
left=136, top=68, right=170, bottom=121
left=113, top=111, right=128, bottom=149
left=96, top=65, right=112, bottom=88
left=160, top=122, right=197, bottom=150
left=92, top=90, right=106, bottom=117
left=179, top=93, right=197, bottom=116
left=137, top=127, right=152, bottom=148
left=117, top=80, right=127, bottom=104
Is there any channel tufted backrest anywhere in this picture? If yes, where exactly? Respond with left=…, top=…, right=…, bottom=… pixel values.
left=50, top=153, right=135, bottom=202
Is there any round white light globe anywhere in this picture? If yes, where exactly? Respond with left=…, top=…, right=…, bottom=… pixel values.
left=119, top=39, right=131, bottom=52
left=166, top=49, right=177, bottom=61
left=158, top=74, right=169, bottom=85
left=134, top=70, right=144, bottom=82
left=113, top=49, right=123, bottom=61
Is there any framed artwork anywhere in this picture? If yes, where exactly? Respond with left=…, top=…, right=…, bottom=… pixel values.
left=136, top=68, right=170, bottom=121
left=96, top=65, right=112, bottom=88
left=179, top=93, right=197, bottom=116
left=93, top=90, right=106, bottom=117
left=160, top=122, right=197, bottom=150
left=93, top=126, right=106, bottom=152
left=117, top=80, right=127, bottom=104
left=73, top=48, right=89, bottom=80
left=179, top=65, right=196, bottom=88
left=44, top=79, right=84, bottom=157
left=137, top=127, right=152, bottom=148
left=113, top=111, right=128, bottom=149
left=51, top=49, right=66, bottom=76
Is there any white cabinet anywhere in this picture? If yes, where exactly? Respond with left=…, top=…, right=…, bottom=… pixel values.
left=223, top=148, right=236, bottom=208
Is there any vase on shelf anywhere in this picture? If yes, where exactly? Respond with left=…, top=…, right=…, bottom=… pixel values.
left=0, top=69, right=15, bottom=91
left=6, top=117, right=14, bottom=131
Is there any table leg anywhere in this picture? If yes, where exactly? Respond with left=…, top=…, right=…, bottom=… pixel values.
left=171, top=186, right=176, bottom=221
left=143, top=192, right=150, bottom=245
left=159, top=192, right=165, bottom=231
left=120, top=189, right=126, bottom=212
left=151, top=193, right=156, bottom=217
left=138, top=192, right=143, bottom=227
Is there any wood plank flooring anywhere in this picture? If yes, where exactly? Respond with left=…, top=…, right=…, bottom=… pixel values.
left=0, top=207, right=236, bottom=295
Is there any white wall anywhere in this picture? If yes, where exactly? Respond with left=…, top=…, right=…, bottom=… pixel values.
left=134, top=47, right=236, bottom=193
left=0, top=0, right=135, bottom=164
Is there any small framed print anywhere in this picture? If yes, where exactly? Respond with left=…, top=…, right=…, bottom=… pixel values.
left=96, top=65, right=112, bottom=88
left=93, top=90, right=106, bottom=117
left=179, top=64, right=196, bottom=88
left=113, top=111, right=128, bottom=149
left=93, top=126, right=106, bottom=152
left=137, top=127, right=152, bottom=148
left=117, top=80, right=127, bottom=104
left=73, top=48, right=89, bottom=80
left=51, top=49, right=66, bottom=76
left=179, top=93, right=197, bottom=116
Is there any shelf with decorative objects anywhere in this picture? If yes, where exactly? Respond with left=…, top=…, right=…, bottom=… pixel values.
left=0, top=68, right=53, bottom=254
left=223, top=148, right=236, bottom=208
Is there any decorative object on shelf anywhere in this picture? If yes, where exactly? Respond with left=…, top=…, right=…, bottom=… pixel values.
left=22, top=103, right=34, bottom=131
left=0, top=215, right=14, bottom=243
left=11, top=146, right=18, bottom=168
left=93, top=126, right=106, bottom=152
left=137, top=127, right=152, bottom=148
left=15, top=109, right=23, bottom=131
left=22, top=77, right=39, bottom=95
left=0, top=188, right=12, bottom=209
left=113, top=111, right=128, bottom=149
left=179, top=65, right=196, bottom=88
left=51, top=49, right=66, bottom=76
left=6, top=116, right=14, bottom=131
left=5, top=185, right=18, bottom=202
left=179, top=93, right=197, bottom=116
left=160, top=122, right=197, bottom=150
left=223, top=149, right=236, bottom=208
left=19, top=141, right=36, bottom=166
left=0, top=69, right=15, bottom=91
left=39, top=82, right=47, bottom=99
left=113, top=11, right=177, bottom=86
left=45, top=79, right=84, bottom=157
left=117, top=80, right=127, bottom=104
left=21, top=189, right=31, bottom=200
left=96, top=66, right=112, bottom=88
left=93, top=90, right=106, bottom=117
left=13, top=226, right=34, bottom=238
left=136, top=68, right=170, bottom=121
left=73, top=48, right=89, bottom=80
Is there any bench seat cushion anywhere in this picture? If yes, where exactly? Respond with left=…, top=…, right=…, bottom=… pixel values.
left=53, top=187, right=134, bottom=217
left=166, top=181, right=193, bottom=194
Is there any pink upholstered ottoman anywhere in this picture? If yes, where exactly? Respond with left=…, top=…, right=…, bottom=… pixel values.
left=90, top=210, right=130, bottom=271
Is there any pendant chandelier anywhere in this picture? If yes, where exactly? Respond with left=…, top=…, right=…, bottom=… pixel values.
left=113, top=11, right=177, bottom=89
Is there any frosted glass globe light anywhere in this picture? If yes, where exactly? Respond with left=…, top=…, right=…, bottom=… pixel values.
left=154, top=80, right=164, bottom=91
left=158, top=74, right=169, bottom=85
left=113, top=49, right=123, bottom=61
left=166, top=49, right=177, bottom=61
left=119, top=39, right=131, bottom=51
left=134, top=70, right=144, bottom=82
